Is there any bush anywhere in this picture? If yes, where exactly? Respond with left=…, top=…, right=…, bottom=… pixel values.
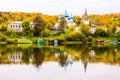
left=55, top=36, right=65, bottom=41
left=94, top=28, right=108, bottom=37
left=81, top=24, right=91, bottom=36
left=66, top=32, right=87, bottom=41
left=52, top=31, right=65, bottom=36
left=7, top=39, right=15, bottom=44
left=6, top=38, right=18, bottom=44
left=87, top=36, right=92, bottom=42
left=40, top=29, right=50, bottom=37
left=116, top=31, right=120, bottom=38
left=0, top=34, right=7, bottom=41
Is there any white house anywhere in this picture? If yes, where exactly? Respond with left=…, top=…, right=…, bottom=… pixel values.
left=90, top=24, right=97, bottom=34
left=8, top=21, right=22, bottom=32
left=8, top=21, right=34, bottom=32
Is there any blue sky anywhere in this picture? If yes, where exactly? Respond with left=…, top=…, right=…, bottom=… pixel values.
left=0, top=0, right=120, bottom=15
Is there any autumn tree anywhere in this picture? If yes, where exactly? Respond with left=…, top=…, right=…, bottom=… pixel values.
left=33, top=15, right=45, bottom=36
left=73, top=16, right=81, bottom=26
left=58, top=17, right=67, bottom=32
left=81, top=24, right=91, bottom=36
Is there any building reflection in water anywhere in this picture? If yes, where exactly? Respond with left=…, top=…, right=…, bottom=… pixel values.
left=89, top=50, right=95, bottom=60
left=64, top=55, right=73, bottom=71
left=82, top=50, right=96, bottom=73
left=54, top=52, right=73, bottom=70
left=1, top=44, right=120, bottom=70
left=8, top=51, right=22, bottom=63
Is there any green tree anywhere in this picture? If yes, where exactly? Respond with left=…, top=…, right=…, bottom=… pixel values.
left=0, top=26, right=7, bottom=33
left=6, top=29, right=15, bottom=37
left=94, top=28, right=108, bottom=37
left=22, top=21, right=32, bottom=36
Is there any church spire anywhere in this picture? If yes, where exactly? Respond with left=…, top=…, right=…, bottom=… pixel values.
left=85, top=8, right=88, bottom=16
left=84, top=8, right=88, bottom=21
left=64, top=9, right=69, bottom=18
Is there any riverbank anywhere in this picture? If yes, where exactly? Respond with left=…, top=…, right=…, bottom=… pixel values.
left=0, top=37, right=119, bottom=46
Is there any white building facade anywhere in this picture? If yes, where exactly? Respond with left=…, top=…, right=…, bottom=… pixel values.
left=8, top=21, right=34, bottom=32
left=8, top=52, right=22, bottom=63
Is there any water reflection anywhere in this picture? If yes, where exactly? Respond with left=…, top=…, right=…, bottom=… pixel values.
left=0, top=44, right=120, bottom=69
left=0, top=44, right=120, bottom=80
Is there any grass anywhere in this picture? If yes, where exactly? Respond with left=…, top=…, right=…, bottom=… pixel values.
left=18, top=38, right=32, bottom=44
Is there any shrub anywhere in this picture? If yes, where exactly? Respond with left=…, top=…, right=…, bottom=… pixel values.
left=7, top=39, right=15, bottom=44
left=116, top=31, right=120, bottom=38
left=52, top=31, right=65, bottom=36
left=6, top=38, right=18, bottom=44
left=40, top=29, right=50, bottom=37
left=55, top=36, right=65, bottom=41
left=66, top=32, right=87, bottom=41
left=87, top=36, right=92, bottom=42
left=0, top=34, right=7, bottom=41
left=94, top=28, right=108, bottom=37
left=81, top=24, right=91, bottom=36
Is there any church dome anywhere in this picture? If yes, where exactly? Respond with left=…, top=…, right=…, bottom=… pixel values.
left=69, top=14, right=73, bottom=19
left=64, top=10, right=69, bottom=18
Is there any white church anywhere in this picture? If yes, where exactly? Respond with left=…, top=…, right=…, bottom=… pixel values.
left=52, top=10, right=76, bottom=31
left=83, top=8, right=97, bottom=34
left=53, top=9, right=96, bottom=33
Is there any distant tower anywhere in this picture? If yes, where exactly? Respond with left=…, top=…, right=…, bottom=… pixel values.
left=83, top=8, right=89, bottom=24
left=69, top=14, right=73, bottom=21
left=84, top=8, right=88, bottom=21
left=64, top=10, right=69, bottom=18
left=64, top=10, right=69, bottom=22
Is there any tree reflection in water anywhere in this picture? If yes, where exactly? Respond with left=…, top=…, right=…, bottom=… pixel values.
left=0, top=44, right=120, bottom=71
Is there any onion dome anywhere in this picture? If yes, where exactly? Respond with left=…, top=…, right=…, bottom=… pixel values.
left=69, top=14, right=73, bottom=19
left=64, top=10, right=69, bottom=18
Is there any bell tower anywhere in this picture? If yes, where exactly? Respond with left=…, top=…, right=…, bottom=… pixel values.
left=83, top=8, right=89, bottom=24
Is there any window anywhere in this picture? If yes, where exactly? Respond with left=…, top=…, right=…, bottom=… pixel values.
left=19, top=25, right=20, bottom=28
left=11, top=25, right=12, bottom=28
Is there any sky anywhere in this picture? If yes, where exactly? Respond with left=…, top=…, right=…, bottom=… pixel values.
left=0, top=0, right=120, bottom=16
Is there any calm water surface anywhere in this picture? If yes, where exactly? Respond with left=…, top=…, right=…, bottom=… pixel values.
left=0, top=44, right=120, bottom=80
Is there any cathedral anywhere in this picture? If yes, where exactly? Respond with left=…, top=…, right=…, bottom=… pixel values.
left=53, top=9, right=90, bottom=31
left=53, top=10, right=76, bottom=31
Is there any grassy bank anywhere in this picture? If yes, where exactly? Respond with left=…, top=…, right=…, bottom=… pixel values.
left=0, top=36, right=119, bottom=45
